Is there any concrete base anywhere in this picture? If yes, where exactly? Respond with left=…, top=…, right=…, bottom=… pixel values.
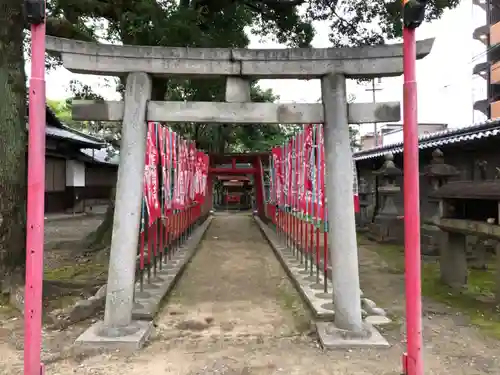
left=254, top=216, right=392, bottom=348
left=75, top=320, right=153, bottom=351
left=316, top=321, right=389, bottom=349
left=132, top=216, right=213, bottom=320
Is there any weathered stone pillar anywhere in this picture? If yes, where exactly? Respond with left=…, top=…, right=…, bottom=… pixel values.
left=468, top=161, right=489, bottom=269
left=371, top=153, right=402, bottom=243
left=102, top=72, right=152, bottom=334
left=421, top=149, right=458, bottom=256
left=321, top=73, right=363, bottom=333
left=440, top=231, right=468, bottom=288
left=225, top=77, right=251, bottom=102
left=356, top=177, right=369, bottom=231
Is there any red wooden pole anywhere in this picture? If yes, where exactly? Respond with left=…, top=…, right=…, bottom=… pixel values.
left=24, top=2, right=47, bottom=374
left=402, top=1, right=425, bottom=373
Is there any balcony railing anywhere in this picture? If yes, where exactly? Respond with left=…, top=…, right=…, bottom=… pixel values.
left=491, top=61, right=500, bottom=84
left=490, top=100, right=500, bottom=119
left=490, top=21, right=500, bottom=47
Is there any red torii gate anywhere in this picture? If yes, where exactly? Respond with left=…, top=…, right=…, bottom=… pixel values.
left=208, top=152, right=270, bottom=218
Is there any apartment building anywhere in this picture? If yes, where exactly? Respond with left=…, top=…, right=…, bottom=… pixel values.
left=473, top=0, right=500, bottom=118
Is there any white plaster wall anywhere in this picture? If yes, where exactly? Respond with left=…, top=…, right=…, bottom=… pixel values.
left=66, top=160, right=86, bottom=187
left=382, top=131, right=402, bottom=146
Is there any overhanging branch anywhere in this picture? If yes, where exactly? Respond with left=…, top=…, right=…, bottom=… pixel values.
left=45, top=17, right=96, bottom=41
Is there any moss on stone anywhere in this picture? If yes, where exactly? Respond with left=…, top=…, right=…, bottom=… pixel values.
left=276, top=280, right=311, bottom=333
left=44, top=262, right=107, bottom=282
left=359, top=234, right=500, bottom=339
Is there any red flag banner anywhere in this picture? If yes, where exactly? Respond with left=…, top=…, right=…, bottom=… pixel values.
left=181, top=140, right=188, bottom=206
left=202, top=153, right=209, bottom=200
left=194, top=151, right=209, bottom=203
left=293, top=135, right=299, bottom=211
left=179, top=139, right=188, bottom=207
left=271, top=147, right=283, bottom=206
left=304, top=125, right=314, bottom=193
left=297, top=130, right=305, bottom=213
left=188, top=142, right=196, bottom=204
left=158, top=125, right=167, bottom=217
left=172, top=132, right=182, bottom=210
left=286, top=139, right=293, bottom=207
left=144, top=122, right=161, bottom=225
left=352, top=158, right=360, bottom=213
left=317, top=124, right=325, bottom=221
left=164, top=127, right=172, bottom=214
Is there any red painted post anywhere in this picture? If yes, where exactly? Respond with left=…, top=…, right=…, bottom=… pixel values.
left=402, top=1, right=426, bottom=374
left=24, top=1, right=47, bottom=374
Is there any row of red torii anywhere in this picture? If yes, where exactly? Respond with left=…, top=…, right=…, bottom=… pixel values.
left=138, top=122, right=350, bottom=300
left=44, top=35, right=434, bottom=348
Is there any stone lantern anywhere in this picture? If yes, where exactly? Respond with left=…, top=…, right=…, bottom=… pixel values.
left=370, top=153, right=403, bottom=242
left=421, top=149, right=459, bottom=256
left=356, top=177, right=369, bottom=231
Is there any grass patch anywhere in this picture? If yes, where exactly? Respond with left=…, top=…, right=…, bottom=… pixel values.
left=44, top=262, right=107, bottom=282
left=276, top=280, right=311, bottom=333
left=359, top=235, right=500, bottom=339
left=421, top=263, right=500, bottom=339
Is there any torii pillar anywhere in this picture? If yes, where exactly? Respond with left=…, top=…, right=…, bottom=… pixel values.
left=322, top=73, right=363, bottom=333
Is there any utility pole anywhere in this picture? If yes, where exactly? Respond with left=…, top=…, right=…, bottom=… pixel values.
left=365, top=78, right=383, bottom=146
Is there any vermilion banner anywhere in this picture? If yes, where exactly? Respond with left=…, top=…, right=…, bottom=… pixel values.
left=144, top=122, right=161, bottom=225
left=271, top=146, right=283, bottom=206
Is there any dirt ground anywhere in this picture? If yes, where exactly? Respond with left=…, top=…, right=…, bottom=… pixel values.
left=44, top=215, right=105, bottom=271
left=1, top=213, right=500, bottom=374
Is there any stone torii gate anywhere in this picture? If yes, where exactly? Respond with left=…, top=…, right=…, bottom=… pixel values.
left=46, top=36, right=434, bottom=348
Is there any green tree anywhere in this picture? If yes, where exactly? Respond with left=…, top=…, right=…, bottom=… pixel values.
left=44, top=0, right=461, bottom=153
left=0, top=0, right=28, bottom=290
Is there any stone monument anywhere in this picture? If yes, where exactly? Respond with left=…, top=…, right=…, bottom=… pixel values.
left=421, top=149, right=459, bottom=256
left=369, top=153, right=403, bottom=243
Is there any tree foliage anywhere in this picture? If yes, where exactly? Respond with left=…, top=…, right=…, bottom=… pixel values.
left=44, top=0, right=461, bottom=48
left=43, top=0, right=460, bottom=153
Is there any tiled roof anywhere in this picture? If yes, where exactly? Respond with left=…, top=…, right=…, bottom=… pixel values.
left=79, top=148, right=119, bottom=165
left=44, top=106, right=105, bottom=148
left=353, top=119, right=500, bottom=161
left=45, top=125, right=105, bottom=148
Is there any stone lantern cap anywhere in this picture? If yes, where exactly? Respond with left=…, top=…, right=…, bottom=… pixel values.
left=422, top=149, right=459, bottom=178
left=373, top=153, right=402, bottom=177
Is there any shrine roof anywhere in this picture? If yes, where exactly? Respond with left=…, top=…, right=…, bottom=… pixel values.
left=209, top=152, right=270, bottom=164
left=37, top=106, right=106, bottom=149
left=353, top=118, right=500, bottom=161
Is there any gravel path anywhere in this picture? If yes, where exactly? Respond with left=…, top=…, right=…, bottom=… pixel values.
left=0, top=214, right=499, bottom=374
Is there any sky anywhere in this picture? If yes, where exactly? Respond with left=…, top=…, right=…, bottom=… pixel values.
left=41, top=0, right=487, bottom=135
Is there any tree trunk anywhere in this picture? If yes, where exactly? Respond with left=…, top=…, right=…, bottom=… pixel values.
left=84, top=196, right=115, bottom=249
left=85, top=76, right=168, bottom=250
left=0, top=0, right=28, bottom=291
